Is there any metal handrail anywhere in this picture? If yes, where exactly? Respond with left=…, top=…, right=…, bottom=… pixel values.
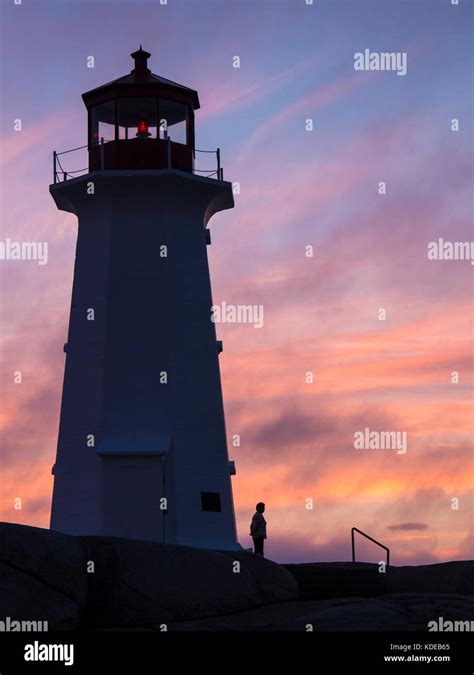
left=351, top=527, right=390, bottom=567
left=56, top=143, right=88, bottom=156
left=53, top=141, right=224, bottom=184
left=195, top=147, right=223, bottom=180
left=65, top=167, right=88, bottom=174
left=53, top=139, right=102, bottom=183
left=194, top=169, right=219, bottom=177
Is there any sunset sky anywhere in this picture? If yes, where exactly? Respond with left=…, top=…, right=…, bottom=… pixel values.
left=0, top=0, right=472, bottom=564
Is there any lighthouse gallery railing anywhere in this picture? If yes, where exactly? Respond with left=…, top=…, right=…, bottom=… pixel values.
left=53, top=140, right=224, bottom=184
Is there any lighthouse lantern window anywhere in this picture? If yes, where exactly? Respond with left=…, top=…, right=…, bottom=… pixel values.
left=118, top=97, right=158, bottom=140
left=159, top=98, right=188, bottom=145
left=90, top=100, right=115, bottom=146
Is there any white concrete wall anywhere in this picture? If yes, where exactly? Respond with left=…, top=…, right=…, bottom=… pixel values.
left=49, top=170, right=239, bottom=550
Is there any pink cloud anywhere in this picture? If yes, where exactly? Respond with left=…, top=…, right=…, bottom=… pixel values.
left=198, top=55, right=316, bottom=121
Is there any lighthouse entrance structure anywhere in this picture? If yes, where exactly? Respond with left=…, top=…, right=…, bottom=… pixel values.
left=49, top=48, right=239, bottom=550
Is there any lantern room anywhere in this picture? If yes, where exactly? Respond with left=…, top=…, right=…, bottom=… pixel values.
left=82, top=47, right=199, bottom=172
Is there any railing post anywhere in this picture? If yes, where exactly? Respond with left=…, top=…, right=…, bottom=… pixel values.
left=100, top=137, right=105, bottom=170
left=63, top=171, right=67, bottom=182
left=167, top=136, right=171, bottom=169
left=216, top=148, right=221, bottom=180
left=53, top=151, right=57, bottom=184
left=351, top=527, right=389, bottom=568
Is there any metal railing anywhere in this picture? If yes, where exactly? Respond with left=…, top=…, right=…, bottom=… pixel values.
left=351, top=527, right=390, bottom=567
left=53, top=143, right=90, bottom=184
left=52, top=140, right=224, bottom=183
left=194, top=147, right=223, bottom=180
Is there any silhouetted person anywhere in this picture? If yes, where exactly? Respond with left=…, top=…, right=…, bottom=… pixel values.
left=250, top=502, right=267, bottom=557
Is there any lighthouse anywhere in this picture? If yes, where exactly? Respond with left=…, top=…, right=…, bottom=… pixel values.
left=49, top=47, right=239, bottom=550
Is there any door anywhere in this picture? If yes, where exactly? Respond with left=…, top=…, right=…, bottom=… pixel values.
left=101, top=455, right=164, bottom=542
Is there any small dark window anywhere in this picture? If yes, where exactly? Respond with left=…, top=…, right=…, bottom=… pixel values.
left=201, top=492, right=221, bottom=512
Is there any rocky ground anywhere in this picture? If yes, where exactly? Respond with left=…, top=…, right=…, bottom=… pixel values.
left=1, top=522, right=472, bottom=632
left=166, top=593, right=474, bottom=631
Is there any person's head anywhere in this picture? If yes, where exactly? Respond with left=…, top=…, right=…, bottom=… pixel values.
left=256, top=502, right=265, bottom=513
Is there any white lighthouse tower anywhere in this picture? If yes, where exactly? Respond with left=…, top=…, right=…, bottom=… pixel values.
left=49, top=47, right=239, bottom=550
